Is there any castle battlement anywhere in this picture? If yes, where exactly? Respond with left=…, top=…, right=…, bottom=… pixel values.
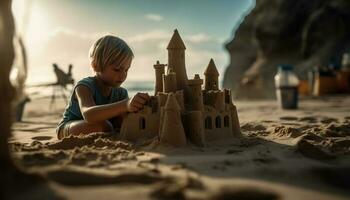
left=187, top=74, right=204, bottom=86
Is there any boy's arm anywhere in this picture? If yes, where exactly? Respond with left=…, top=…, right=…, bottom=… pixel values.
left=76, top=85, right=128, bottom=123
left=76, top=85, right=150, bottom=124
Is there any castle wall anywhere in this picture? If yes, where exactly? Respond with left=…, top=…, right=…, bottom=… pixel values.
left=120, top=106, right=159, bottom=142
left=224, top=89, right=232, bottom=103
left=203, top=106, right=233, bottom=141
left=227, top=103, right=241, bottom=136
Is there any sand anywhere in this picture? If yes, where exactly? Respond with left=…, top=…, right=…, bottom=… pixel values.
left=6, top=95, right=350, bottom=200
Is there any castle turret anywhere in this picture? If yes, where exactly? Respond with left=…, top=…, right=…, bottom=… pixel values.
left=167, top=29, right=188, bottom=90
left=154, top=60, right=166, bottom=95
left=163, top=68, right=177, bottom=93
left=187, top=74, right=204, bottom=111
left=204, top=58, right=219, bottom=91
left=160, top=93, right=187, bottom=146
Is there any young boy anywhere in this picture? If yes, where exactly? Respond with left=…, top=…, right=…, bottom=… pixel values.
left=56, top=35, right=150, bottom=139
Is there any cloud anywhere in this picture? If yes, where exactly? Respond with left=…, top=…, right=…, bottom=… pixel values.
left=186, top=33, right=212, bottom=43
left=127, top=30, right=170, bottom=43
left=48, top=27, right=102, bottom=40
left=145, top=13, right=164, bottom=22
left=186, top=48, right=226, bottom=79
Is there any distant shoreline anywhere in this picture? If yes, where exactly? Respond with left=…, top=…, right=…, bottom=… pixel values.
left=26, top=80, right=154, bottom=99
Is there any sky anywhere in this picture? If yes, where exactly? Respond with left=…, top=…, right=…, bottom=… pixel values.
left=12, top=0, right=254, bottom=86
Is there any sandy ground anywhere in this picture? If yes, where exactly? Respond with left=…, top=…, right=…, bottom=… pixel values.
left=7, top=94, right=350, bottom=200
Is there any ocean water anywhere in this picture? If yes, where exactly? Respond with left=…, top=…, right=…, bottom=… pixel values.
left=123, top=81, right=154, bottom=97
left=26, top=80, right=155, bottom=99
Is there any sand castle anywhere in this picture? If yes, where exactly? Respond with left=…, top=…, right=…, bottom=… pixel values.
left=120, top=29, right=241, bottom=147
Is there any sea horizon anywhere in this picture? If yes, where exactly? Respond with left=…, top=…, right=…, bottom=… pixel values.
left=26, top=80, right=155, bottom=99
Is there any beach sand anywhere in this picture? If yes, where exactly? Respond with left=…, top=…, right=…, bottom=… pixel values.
left=8, top=95, right=350, bottom=200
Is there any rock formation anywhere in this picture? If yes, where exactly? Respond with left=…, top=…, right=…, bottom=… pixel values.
left=223, top=0, right=350, bottom=99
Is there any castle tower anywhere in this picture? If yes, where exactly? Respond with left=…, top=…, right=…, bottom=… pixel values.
left=185, top=110, right=206, bottom=147
left=160, top=93, right=187, bottom=146
left=204, top=58, right=219, bottom=91
left=187, top=74, right=204, bottom=111
left=154, top=60, right=166, bottom=95
left=163, top=68, right=177, bottom=93
left=167, top=29, right=188, bottom=90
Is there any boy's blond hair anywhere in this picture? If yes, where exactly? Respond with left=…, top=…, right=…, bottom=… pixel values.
left=89, top=35, right=134, bottom=72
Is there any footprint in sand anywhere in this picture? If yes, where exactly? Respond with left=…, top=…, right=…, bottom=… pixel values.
left=261, top=120, right=274, bottom=123
left=241, top=123, right=266, bottom=132
left=280, top=116, right=298, bottom=121
left=298, top=116, right=318, bottom=123
left=320, top=117, right=338, bottom=124
left=280, top=122, right=300, bottom=126
left=31, top=136, right=53, bottom=141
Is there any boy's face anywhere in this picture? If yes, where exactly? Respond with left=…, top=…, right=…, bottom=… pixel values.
left=98, top=57, right=132, bottom=87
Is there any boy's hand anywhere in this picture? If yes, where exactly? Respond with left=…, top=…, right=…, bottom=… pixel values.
left=127, top=92, right=150, bottom=113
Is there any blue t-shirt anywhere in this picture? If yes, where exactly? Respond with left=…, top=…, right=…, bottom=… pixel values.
left=58, top=76, right=128, bottom=127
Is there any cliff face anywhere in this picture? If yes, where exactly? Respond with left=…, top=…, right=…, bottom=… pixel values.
left=223, top=0, right=350, bottom=99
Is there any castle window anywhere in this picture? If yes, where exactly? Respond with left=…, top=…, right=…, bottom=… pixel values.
left=205, top=117, right=212, bottom=129
left=139, top=117, right=146, bottom=130
left=224, top=115, right=229, bottom=127
left=215, top=116, right=221, bottom=128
